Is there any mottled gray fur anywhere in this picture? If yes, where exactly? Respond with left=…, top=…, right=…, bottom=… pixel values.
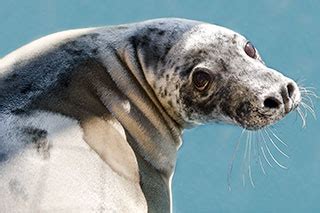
left=0, top=18, right=300, bottom=212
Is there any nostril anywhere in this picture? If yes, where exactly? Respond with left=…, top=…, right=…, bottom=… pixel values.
left=264, top=97, right=281, bottom=109
left=287, top=83, right=295, bottom=98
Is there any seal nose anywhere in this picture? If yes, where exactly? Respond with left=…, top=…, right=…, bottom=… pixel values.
left=263, top=96, right=281, bottom=109
left=281, top=82, right=296, bottom=113
left=263, top=82, right=297, bottom=113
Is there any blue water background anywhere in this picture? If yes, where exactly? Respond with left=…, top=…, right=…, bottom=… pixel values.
left=0, top=1, right=319, bottom=212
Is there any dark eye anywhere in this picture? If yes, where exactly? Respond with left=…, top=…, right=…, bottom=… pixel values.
left=192, top=69, right=211, bottom=91
left=244, top=41, right=256, bottom=58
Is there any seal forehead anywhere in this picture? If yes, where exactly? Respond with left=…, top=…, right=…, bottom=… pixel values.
left=182, top=24, right=246, bottom=51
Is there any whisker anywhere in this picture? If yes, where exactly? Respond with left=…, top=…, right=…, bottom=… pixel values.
left=248, top=131, right=252, bottom=168
left=258, top=151, right=266, bottom=175
left=264, top=129, right=289, bottom=158
left=248, top=165, right=255, bottom=188
left=261, top=130, right=288, bottom=169
left=242, top=174, right=245, bottom=187
left=248, top=131, right=255, bottom=187
left=296, top=78, right=306, bottom=84
left=227, top=129, right=246, bottom=191
left=300, top=86, right=317, bottom=90
left=300, top=88, right=318, bottom=94
left=301, top=92, right=319, bottom=99
left=242, top=131, right=250, bottom=187
left=255, top=130, right=266, bottom=175
left=301, top=102, right=317, bottom=119
left=296, top=106, right=307, bottom=128
left=258, top=131, right=273, bottom=168
left=299, top=85, right=317, bottom=90
left=302, top=96, right=315, bottom=109
left=242, top=132, right=250, bottom=169
left=268, top=128, right=287, bottom=147
left=299, top=87, right=319, bottom=98
left=300, top=88, right=317, bottom=93
left=253, top=132, right=259, bottom=165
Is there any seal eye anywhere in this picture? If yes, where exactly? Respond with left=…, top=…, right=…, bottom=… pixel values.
left=192, top=69, right=211, bottom=91
left=244, top=41, right=256, bottom=59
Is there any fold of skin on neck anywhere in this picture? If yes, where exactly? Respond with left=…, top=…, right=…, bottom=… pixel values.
left=30, top=33, right=183, bottom=211
left=97, top=45, right=183, bottom=177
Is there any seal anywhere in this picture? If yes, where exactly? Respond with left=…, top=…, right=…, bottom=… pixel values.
left=0, top=18, right=301, bottom=212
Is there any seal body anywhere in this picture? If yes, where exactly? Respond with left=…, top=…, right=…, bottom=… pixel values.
left=0, top=18, right=301, bottom=212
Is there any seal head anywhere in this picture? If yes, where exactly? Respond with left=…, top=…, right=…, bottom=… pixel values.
left=144, top=23, right=301, bottom=130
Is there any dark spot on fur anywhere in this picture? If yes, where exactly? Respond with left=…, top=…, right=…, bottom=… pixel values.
left=174, top=66, right=181, bottom=72
left=232, top=34, right=237, bottom=44
left=179, top=63, right=196, bottom=77
left=166, top=74, right=169, bottom=81
left=236, top=101, right=252, bottom=118
left=24, top=128, right=50, bottom=159
left=147, top=27, right=156, bottom=32
left=179, top=57, right=202, bottom=77
left=0, top=153, right=8, bottom=162
left=64, top=47, right=84, bottom=56
left=4, top=73, right=18, bottom=82
left=116, top=26, right=129, bottom=30
left=198, top=50, right=208, bottom=55
left=92, top=48, right=99, bottom=55
left=220, top=100, right=233, bottom=118
left=219, top=58, right=228, bottom=71
left=160, top=46, right=172, bottom=64
left=56, top=71, right=72, bottom=88
left=168, top=100, right=173, bottom=107
left=11, top=108, right=28, bottom=115
left=158, top=30, right=165, bottom=36
left=79, top=33, right=99, bottom=40
left=20, top=84, right=33, bottom=94
left=24, top=127, right=47, bottom=140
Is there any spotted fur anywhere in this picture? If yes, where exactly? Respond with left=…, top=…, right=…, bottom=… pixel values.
left=0, top=18, right=300, bottom=212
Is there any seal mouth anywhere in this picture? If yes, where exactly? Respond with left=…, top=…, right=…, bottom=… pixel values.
left=234, top=104, right=296, bottom=131
left=237, top=87, right=314, bottom=131
left=232, top=84, right=305, bottom=131
left=237, top=121, right=275, bottom=131
left=227, top=85, right=316, bottom=189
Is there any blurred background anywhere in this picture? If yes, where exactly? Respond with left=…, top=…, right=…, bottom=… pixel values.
left=0, top=0, right=319, bottom=212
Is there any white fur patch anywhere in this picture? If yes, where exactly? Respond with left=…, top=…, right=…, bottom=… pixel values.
left=120, top=100, right=131, bottom=113
left=0, top=111, right=147, bottom=212
left=183, top=23, right=244, bottom=51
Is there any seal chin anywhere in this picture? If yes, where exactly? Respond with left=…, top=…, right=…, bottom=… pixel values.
left=238, top=121, right=275, bottom=131
left=235, top=119, right=272, bottom=131
left=235, top=98, right=302, bottom=131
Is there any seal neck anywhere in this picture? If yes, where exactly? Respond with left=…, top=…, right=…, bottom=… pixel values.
left=95, top=46, right=183, bottom=176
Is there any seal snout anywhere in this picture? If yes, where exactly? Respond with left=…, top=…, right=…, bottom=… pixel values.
left=263, top=81, right=300, bottom=114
